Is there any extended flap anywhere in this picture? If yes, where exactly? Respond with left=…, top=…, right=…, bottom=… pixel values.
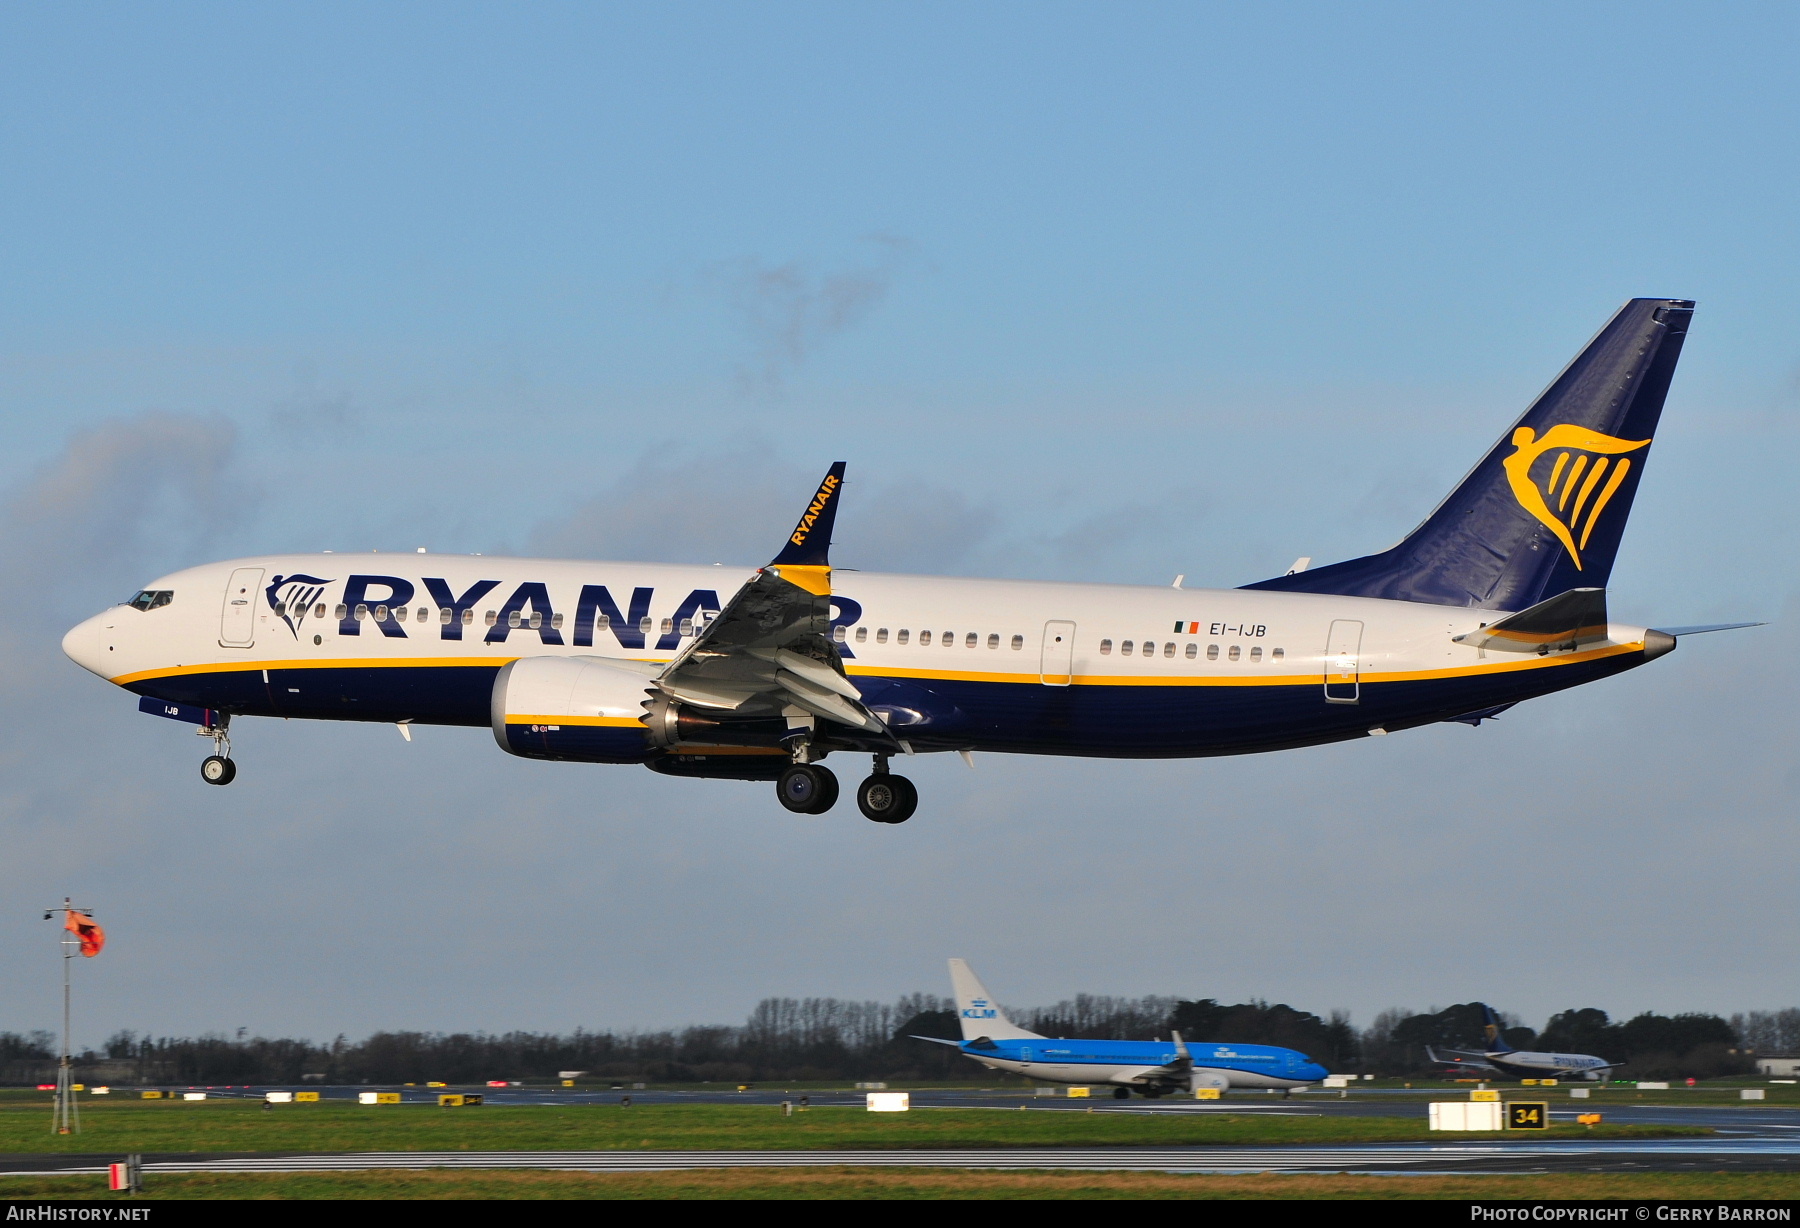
left=1454, top=587, right=1608, bottom=653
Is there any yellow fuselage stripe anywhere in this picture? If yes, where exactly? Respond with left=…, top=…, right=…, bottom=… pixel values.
left=111, top=640, right=1643, bottom=692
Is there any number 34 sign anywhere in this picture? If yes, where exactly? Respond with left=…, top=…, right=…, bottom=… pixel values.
left=1507, top=1101, right=1549, bottom=1130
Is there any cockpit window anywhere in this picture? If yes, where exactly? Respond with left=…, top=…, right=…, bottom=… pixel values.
left=127, top=590, right=173, bottom=611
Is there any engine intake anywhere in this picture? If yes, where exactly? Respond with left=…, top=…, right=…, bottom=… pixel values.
left=490, top=656, right=656, bottom=763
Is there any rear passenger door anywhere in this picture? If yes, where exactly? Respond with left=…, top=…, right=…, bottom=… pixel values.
left=1040, top=621, right=1075, bottom=686
left=1323, top=619, right=1362, bottom=704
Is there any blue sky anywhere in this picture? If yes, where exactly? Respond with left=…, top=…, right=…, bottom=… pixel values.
left=2, top=2, right=1797, bottom=1044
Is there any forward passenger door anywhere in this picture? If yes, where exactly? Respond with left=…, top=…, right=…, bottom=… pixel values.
left=219, top=568, right=263, bottom=648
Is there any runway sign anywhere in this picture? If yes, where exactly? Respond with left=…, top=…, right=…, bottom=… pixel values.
left=1507, top=1101, right=1549, bottom=1130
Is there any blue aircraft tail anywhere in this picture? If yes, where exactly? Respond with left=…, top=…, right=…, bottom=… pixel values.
left=1244, top=298, right=1695, bottom=611
left=1481, top=1003, right=1516, bottom=1055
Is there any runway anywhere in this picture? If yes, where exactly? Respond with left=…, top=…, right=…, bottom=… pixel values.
left=10, top=1086, right=1796, bottom=1179
left=6, top=1137, right=1800, bottom=1177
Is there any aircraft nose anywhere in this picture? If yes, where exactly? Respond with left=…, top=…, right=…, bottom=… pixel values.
left=62, top=612, right=113, bottom=679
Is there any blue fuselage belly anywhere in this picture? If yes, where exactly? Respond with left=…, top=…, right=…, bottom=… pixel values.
left=129, top=649, right=1644, bottom=759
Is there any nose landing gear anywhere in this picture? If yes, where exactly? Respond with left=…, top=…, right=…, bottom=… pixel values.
left=198, top=716, right=236, bottom=786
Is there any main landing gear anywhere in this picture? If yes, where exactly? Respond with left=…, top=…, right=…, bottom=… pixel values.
left=775, top=755, right=917, bottom=823
left=199, top=716, right=236, bottom=786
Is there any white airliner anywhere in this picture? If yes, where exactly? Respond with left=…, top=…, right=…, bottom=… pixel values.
left=63, top=298, right=1752, bottom=820
left=1427, top=1005, right=1617, bottom=1082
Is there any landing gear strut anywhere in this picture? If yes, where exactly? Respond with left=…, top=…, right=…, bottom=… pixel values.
left=856, top=758, right=917, bottom=824
left=776, top=763, right=838, bottom=814
left=199, top=716, right=236, bottom=786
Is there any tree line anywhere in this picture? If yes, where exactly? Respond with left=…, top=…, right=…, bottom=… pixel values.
left=3, top=997, right=1793, bottom=1085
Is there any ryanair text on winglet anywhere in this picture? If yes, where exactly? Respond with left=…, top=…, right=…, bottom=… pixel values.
left=789, top=474, right=841, bottom=548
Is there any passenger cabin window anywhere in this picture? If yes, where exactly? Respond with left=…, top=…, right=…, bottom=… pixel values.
left=1228, top=644, right=1241, bottom=661
left=354, top=604, right=369, bottom=621
left=439, top=608, right=452, bottom=624
left=920, top=630, right=932, bottom=646
left=335, top=604, right=348, bottom=619
left=876, top=628, right=889, bottom=644
left=484, top=610, right=498, bottom=626
left=395, top=607, right=408, bottom=622
left=1121, top=640, right=1133, bottom=656
left=639, top=616, right=654, bottom=635
left=987, top=633, right=999, bottom=649
left=315, top=603, right=327, bottom=620
left=507, top=610, right=522, bottom=628
left=1272, top=647, right=1285, bottom=660
left=463, top=609, right=476, bottom=625
left=1099, top=639, right=1113, bottom=655
left=965, top=632, right=977, bottom=648
left=529, top=612, right=543, bottom=629
left=1207, top=644, right=1220, bottom=660
left=1142, top=641, right=1156, bottom=656
left=1185, top=643, right=1198, bottom=659
left=660, top=617, right=674, bottom=634
left=896, top=629, right=909, bottom=645
left=374, top=605, right=389, bottom=622
left=1163, top=642, right=1175, bottom=658
left=687, top=619, right=700, bottom=637
left=1011, top=634, right=1024, bottom=651
left=943, top=632, right=954, bottom=648
left=855, top=627, right=868, bottom=643
left=551, top=612, right=564, bottom=630
left=417, top=607, right=428, bottom=622
left=595, top=613, right=610, bottom=628
left=1250, top=646, right=1262, bottom=662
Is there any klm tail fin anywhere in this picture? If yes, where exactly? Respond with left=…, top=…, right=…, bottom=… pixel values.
left=1481, top=1003, right=1516, bottom=1055
left=947, top=958, right=1042, bottom=1041
left=1245, top=299, right=1694, bottom=611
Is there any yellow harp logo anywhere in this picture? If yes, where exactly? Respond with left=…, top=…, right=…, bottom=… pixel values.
left=1503, top=424, right=1651, bottom=570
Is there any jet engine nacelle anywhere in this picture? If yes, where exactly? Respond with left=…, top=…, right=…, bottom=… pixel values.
left=1189, top=1068, right=1231, bottom=1091
left=490, top=655, right=656, bottom=763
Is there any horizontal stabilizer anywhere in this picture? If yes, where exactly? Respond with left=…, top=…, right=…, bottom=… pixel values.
left=1453, top=587, right=1607, bottom=654
left=910, top=1035, right=963, bottom=1047
left=1651, top=622, right=1764, bottom=637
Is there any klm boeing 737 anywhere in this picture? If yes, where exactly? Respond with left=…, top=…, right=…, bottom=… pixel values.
left=63, top=298, right=1753, bottom=820
left=915, top=959, right=1329, bottom=1096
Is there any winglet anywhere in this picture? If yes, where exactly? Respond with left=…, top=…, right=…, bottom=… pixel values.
left=771, top=463, right=847, bottom=568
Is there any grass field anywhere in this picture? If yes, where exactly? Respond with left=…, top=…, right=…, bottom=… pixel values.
left=0, top=1092, right=1705, bottom=1153
left=2, top=1168, right=1796, bottom=1200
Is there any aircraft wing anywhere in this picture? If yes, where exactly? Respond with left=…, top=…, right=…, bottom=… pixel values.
left=1425, top=1045, right=1498, bottom=1071
left=652, top=463, right=893, bottom=738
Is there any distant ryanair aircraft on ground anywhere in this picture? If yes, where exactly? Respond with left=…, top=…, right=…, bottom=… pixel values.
left=65, top=298, right=1754, bottom=821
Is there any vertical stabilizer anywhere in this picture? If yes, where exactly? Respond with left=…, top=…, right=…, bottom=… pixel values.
left=947, top=959, right=1042, bottom=1041
left=1481, top=1004, right=1516, bottom=1055
left=1244, top=298, right=1694, bottom=611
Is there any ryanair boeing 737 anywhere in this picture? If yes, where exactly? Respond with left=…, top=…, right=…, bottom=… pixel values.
left=63, top=298, right=1751, bottom=821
